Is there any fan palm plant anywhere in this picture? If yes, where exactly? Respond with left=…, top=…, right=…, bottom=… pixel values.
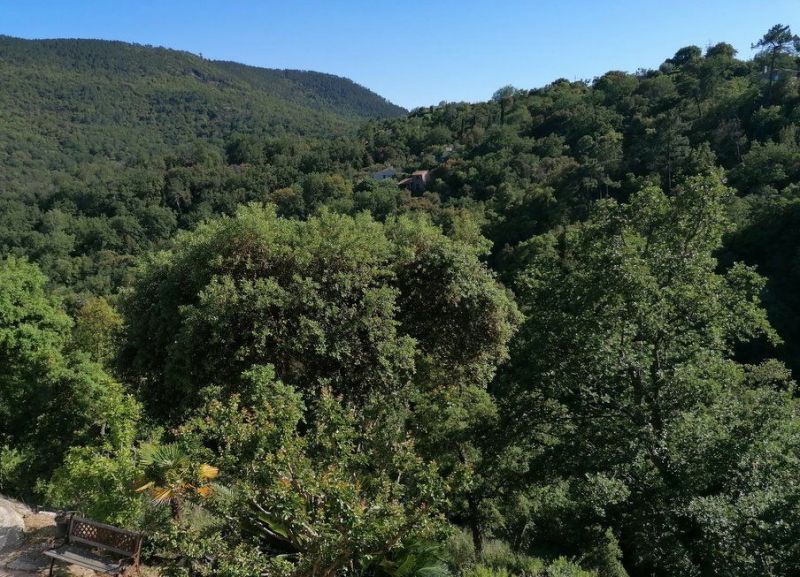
left=135, top=443, right=219, bottom=520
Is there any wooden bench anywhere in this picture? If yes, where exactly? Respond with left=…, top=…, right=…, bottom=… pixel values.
left=44, top=515, right=143, bottom=576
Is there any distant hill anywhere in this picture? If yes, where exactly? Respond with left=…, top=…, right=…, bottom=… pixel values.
left=213, top=61, right=406, bottom=120
left=0, top=35, right=405, bottom=176
left=0, top=35, right=405, bottom=122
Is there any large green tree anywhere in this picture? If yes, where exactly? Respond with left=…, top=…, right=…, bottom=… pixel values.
left=497, top=173, right=800, bottom=576
left=0, top=257, right=138, bottom=494
left=752, top=24, right=799, bottom=100
left=121, top=204, right=517, bottom=422
left=121, top=205, right=519, bottom=564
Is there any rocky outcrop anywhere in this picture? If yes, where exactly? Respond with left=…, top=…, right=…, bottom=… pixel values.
left=0, top=499, right=25, bottom=556
left=0, top=496, right=57, bottom=576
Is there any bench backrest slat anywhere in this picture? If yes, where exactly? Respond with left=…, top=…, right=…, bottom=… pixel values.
left=67, top=516, right=142, bottom=557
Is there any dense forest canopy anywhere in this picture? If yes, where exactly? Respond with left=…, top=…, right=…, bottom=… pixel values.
left=3, top=24, right=800, bottom=577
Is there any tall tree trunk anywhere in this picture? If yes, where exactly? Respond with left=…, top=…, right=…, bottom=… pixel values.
left=467, top=492, right=483, bottom=555
left=170, top=496, right=183, bottom=521
left=767, top=50, right=777, bottom=102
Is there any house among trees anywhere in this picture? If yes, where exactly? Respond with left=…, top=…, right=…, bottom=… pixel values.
left=398, top=169, right=431, bottom=194
left=437, top=145, right=455, bottom=163
left=371, top=167, right=397, bottom=180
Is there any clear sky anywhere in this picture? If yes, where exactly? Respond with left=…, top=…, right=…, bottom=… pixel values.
left=1, top=1, right=798, bottom=109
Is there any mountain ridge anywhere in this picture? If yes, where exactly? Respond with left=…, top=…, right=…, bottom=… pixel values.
left=0, top=35, right=407, bottom=120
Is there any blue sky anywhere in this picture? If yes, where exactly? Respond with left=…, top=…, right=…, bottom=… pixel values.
left=1, top=1, right=798, bottom=109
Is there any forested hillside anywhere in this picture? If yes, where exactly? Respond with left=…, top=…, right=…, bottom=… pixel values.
left=0, top=36, right=404, bottom=292
left=3, top=25, right=800, bottom=577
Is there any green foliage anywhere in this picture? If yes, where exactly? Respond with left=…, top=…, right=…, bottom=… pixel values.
left=158, top=367, right=449, bottom=577
left=122, top=205, right=517, bottom=422
left=498, top=173, right=799, bottom=576
left=5, top=23, right=800, bottom=577
left=71, top=296, right=123, bottom=365
left=0, top=257, right=140, bottom=495
left=0, top=445, right=28, bottom=492
left=445, top=530, right=603, bottom=577
left=4, top=24, right=800, bottom=301
left=43, top=446, right=142, bottom=525
left=0, top=35, right=403, bottom=292
left=117, top=205, right=517, bottom=574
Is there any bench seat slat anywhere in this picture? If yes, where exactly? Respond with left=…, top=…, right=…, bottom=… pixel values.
left=44, top=545, right=128, bottom=574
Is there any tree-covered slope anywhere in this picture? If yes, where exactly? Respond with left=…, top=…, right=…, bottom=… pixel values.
left=214, top=61, right=406, bottom=120
left=0, top=35, right=403, bottom=188
left=0, top=35, right=405, bottom=124
left=0, top=35, right=405, bottom=292
left=4, top=24, right=800, bottom=577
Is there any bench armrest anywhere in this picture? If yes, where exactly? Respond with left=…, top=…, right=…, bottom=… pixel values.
left=47, top=534, right=69, bottom=550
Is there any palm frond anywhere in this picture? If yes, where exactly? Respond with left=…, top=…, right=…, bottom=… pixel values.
left=139, top=442, right=186, bottom=469
left=134, top=480, right=155, bottom=493
left=198, top=463, right=219, bottom=481
left=151, top=486, right=174, bottom=504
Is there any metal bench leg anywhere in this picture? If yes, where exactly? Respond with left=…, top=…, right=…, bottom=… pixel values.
left=49, top=557, right=55, bottom=577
